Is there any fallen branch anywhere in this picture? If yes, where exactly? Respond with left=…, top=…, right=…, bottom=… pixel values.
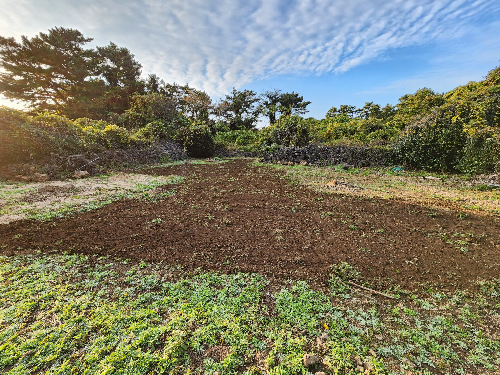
left=347, top=281, right=396, bottom=299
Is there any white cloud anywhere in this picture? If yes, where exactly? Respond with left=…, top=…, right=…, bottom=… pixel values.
left=357, top=17, right=500, bottom=101
left=0, top=0, right=499, bottom=98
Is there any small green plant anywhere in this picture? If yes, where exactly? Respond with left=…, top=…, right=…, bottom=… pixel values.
left=329, top=261, right=361, bottom=296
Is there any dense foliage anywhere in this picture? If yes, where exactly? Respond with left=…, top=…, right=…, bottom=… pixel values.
left=175, top=121, right=215, bottom=158
left=1, top=26, right=499, bottom=172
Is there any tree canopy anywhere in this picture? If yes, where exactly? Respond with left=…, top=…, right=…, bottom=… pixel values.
left=261, top=90, right=311, bottom=125
left=0, top=27, right=143, bottom=119
left=217, top=88, right=261, bottom=130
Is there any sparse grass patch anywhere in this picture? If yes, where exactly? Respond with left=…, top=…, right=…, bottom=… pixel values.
left=0, top=173, right=183, bottom=223
left=260, top=161, right=500, bottom=216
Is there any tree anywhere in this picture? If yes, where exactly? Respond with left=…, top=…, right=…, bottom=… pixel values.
left=96, top=42, right=144, bottom=115
left=145, top=74, right=166, bottom=95
left=325, top=106, right=338, bottom=119
left=0, top=27, right=101, bottom=115
left=325, top=105, right=356, bottom=122
left=218, top=88, right=261, bottom=130
left=260, top=90, right=311, bottom=124
left=359, top=102, right=380, bottom=119
left=0, top=27, right=147, bottom=119
left=278, top=92, right=311, bottom=117
left=260, top=89, right=282, bottom=125
left=162, top=83, right=213, bottom=123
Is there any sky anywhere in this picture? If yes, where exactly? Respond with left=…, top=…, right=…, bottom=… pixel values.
left=0, top=0, right=499, bottom=122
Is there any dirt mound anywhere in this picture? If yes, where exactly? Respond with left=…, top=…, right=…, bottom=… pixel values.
left=1, top=159, right=499, bottom=289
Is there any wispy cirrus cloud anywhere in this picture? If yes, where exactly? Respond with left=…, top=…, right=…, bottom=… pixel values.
left=0, top=0, right=499, bottom=98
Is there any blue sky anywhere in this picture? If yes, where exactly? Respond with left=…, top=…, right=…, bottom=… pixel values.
left=0, top=0, right=499, bottom=122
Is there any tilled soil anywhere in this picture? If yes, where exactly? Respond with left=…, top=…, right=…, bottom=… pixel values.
left=1, top=159, right=499, bottom=289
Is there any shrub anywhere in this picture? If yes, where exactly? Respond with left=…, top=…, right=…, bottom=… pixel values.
left=175, top=121, right=215, bottom=158
left=0, top=108, right=138, bottom=164
left=392, top=105, right=467, bottom=172
left=214, top=129, right=260, bottom=152
left=131, top=119, right=180, bottom=146
left=260, top=115, right=310, bottom=149
left=0, top=108, right=87, bottom=164
left=458, top=132, right=500, bottom=174
left=311, top=117, right=398, bottom=145
left=101, top=125, right=130, bottom=149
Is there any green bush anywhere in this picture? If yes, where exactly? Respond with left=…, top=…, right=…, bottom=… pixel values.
left=124, top=93, right=179, bottom=129
left=392, top=105, right=467, bottom=172
left=214, top=129, right=260, bottom=152
left=0, top=108, right=87, bottom=164
left=131, top=119, right=180, bottom=146
left=311, top=117, right=398, bottom=145
left=260, top=115, right=310, bottom=148
left=458, top=132, right=500, bottom=174
left=0, top=108, right=141, bottom=164
left=101, top=125, right=130, bottom=149
left=175, top=121, right=215, bottom=158
left=389, top=88, right=446, bottom=130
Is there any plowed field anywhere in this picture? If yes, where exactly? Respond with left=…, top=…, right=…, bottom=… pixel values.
left=1, top=159, right=499, bottom=289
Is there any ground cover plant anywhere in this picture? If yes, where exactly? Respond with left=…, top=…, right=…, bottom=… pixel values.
left=0, top=158, right=499, bottom=374
left=0, top=253, right=499, bottom=374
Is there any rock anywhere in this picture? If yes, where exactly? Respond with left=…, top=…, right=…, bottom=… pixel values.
left=316, top=332, right=329, bottom=343
left=299, top=160, right=308, bottom=166
left=315, top=372, right=326, bottom=375
left=363, top=361, right=373, bottom=372
left=354, top=355, right=363, bottom=367
left=74, top=170, right=89, bottom=179
left=368, top=349, right=377, bottom=357
left=402, top=358, right=415, bottom=368
left=33, top=173, right=49, bottom=182
left=15, top=175, right=30, bottom=182
left=356, top=365, right=364, bottom=373
left=424, top=176, right=441, bottom=181
left=303, top=354, right=321, bottom=367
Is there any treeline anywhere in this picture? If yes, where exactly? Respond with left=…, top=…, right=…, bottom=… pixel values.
left=1, top=27, right=499, bottom=174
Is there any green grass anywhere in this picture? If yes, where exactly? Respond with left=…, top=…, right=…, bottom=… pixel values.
left=0, top=254, right=498, bottom=374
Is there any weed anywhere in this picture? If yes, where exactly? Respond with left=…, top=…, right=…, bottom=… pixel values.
left=0, top=254, right=499, bottom=373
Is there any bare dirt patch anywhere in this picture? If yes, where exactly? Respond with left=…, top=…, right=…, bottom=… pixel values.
left=1, top=158, right=499, bottom=289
